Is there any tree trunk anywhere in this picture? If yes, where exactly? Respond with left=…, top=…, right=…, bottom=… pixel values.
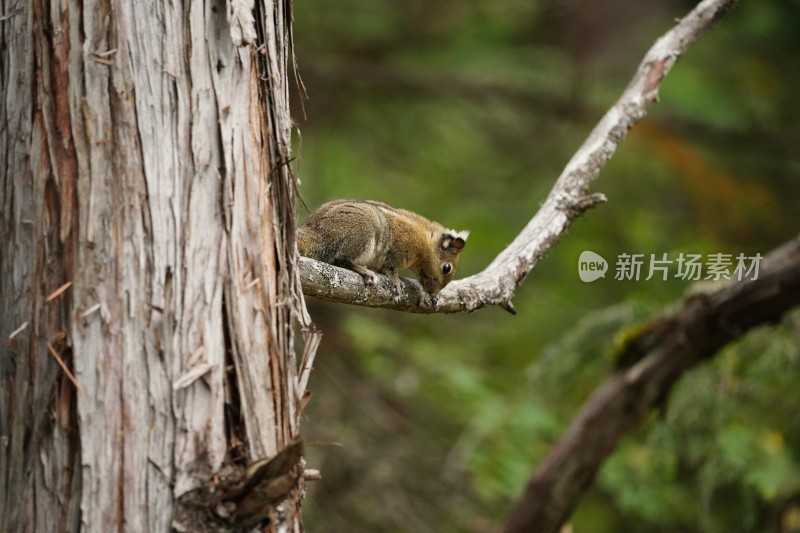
left=0, top=1, right=308, bottom=531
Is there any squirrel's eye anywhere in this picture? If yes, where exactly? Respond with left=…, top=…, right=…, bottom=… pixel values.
left=442, top=263, right=452, bottom=275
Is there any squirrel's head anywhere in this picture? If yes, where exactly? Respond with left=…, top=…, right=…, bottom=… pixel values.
left=418, top=229, right=469, bottom=295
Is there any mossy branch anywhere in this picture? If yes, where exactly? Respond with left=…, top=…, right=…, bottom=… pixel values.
left=501, top=233, right=800, bottom=533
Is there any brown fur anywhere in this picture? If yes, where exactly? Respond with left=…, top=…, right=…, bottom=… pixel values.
left=297, top=200, right=468, bottom=295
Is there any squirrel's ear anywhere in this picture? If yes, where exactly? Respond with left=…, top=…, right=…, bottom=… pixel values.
left=441, top=230, right=469, bottom=251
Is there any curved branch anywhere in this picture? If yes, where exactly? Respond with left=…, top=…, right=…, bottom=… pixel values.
left=501, top=234, right=800, bottom=533
left=299, top=0, right=740, bottom=312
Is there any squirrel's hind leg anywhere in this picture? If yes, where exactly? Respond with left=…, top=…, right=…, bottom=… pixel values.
left=337, top=259, right=380, bottom=287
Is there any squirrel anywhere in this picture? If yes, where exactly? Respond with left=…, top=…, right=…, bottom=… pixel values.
left=297, top=199, right=469, bottom=296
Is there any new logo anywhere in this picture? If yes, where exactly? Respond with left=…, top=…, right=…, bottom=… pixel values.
left=578, top=251, right=608, bottom=283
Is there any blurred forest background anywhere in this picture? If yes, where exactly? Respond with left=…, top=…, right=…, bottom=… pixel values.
left=290, top=0, right=800, bottom=531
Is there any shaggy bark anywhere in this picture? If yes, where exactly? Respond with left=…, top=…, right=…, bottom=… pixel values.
left=0, top=0, right=312, bottom=531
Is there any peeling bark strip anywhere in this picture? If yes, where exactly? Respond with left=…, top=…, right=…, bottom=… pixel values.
left=174, top=439, right=304, bottom=532
left=2, top=0, right=310, bottom=531
left=501, top=235, right=800, bottom=533
left=298, top=0, right=741, bottom=313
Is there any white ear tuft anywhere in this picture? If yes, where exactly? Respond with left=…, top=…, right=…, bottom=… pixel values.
left=441, top=229, right=469, bottom=251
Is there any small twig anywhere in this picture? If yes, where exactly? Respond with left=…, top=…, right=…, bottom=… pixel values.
left=243, top=277, right=260, bottom=292
left=173, top=362, right=215, bottom=391
left=94, top=48, right=118, bottom=57
left=80, top=303, right=103, bottom=318
left=47, top=342, right=81, bottom=390
left=89, top=55, right=115, bottom=66
left=89, top=48, right=118, bottom=66
left=7, top=321, right=30, bottom=341
left=45, top=281, right=73, bottom=302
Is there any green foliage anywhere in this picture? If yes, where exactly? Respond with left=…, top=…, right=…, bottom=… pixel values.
left=596, top=322, right=800, bottom=532
left=293, top=0, right=800, bottom=531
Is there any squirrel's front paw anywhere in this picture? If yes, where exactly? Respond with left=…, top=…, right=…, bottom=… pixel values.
left=360, top=272, right=379, bottom=287
left=389, top=277, right=404, bottom=303
left=350, top=265, right=379, bottom=287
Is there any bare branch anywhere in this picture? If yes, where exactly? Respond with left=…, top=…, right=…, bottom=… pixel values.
left=299, top=0, right=740, bottom=313
left=501, top=234, right=800, bottom=533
